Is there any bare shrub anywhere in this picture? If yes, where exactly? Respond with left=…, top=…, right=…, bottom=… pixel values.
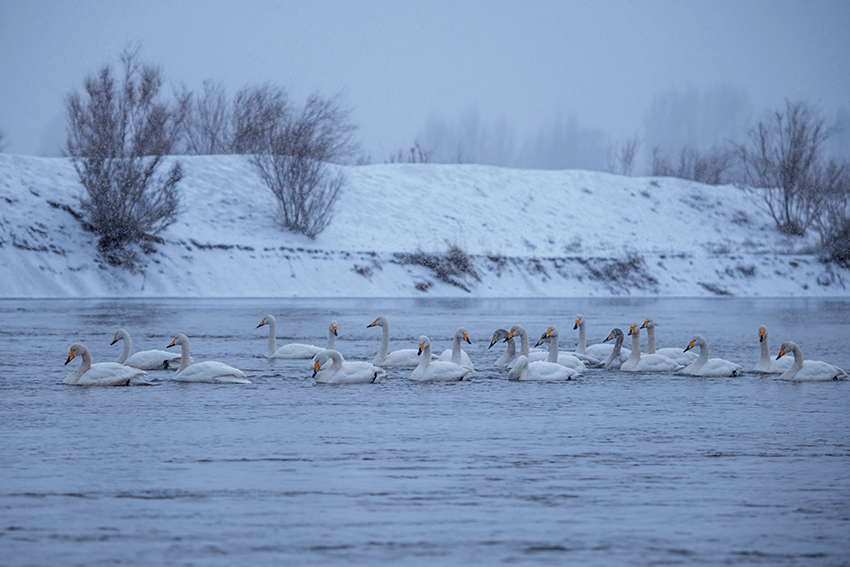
left=392, top=243, right=479, bottom=292
left=180, top=80, right=231, bottom=154
left=64, top=46, right=186, bottom=257
left=386, top=140, right=433, bottom=163
left=251, top=93, right=357, bottom=238
left=651, top=145, right=734, bottom=184
left=813, top=160, right=850, bottom=266
left=737, top=100, right=835, bottom=236
left=607, top=134, right=641, bottom=176
left=231, top=84, right=289, bottom=155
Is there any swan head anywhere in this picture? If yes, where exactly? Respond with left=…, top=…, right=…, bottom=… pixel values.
left=640, top=318, right=655, bottom=330
left=330, top=320, right=338, bottom=336
left=367, top=316, right=388, bottom=329
left=489, top=329, right=508, bottom=349
left=535, top=325, right=558, bottom=347
left=456, top=327, right=471, bottom=344
left=758, top=325, right=767, bottom=342
left=574, top=314, right=585, bottom=330
left=684, top=334, right=705, bottom=353
left=417, top=335, right=430, bottom=355
left=312, top=350, right=335, bottom=377
left=627, top=322, right=638, bottom=336
left=257, top=314, right=275, bottom=329
left=65, top=343, right=87, bottom=365
left=110, top=328, right=128, bottom=345
left=604, top=328, right=623, bottom=343
left=506, top=325, right=525, bottom=341
left=167, top=333, right=189, bottom=349
left=777, top=341, right=797, bottom=360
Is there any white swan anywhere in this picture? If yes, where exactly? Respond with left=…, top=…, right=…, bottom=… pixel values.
left=410, top=336, right=474, bottom=381
left=167, top=333, right=250, bottom=383
left=257, top=315, right=335, bottom=359
left=508, top=354, right=579, bottom=381
left=574, top=313, right=630, bottom=363
left=438, top=327, right=475, bottom=370
left=111, top=328, right=183, bottom=370
left=620, top=323, right=684, bottom=372
left=312, top=349, right=386, bottom=384
left=505, top=325, right=548, bottom=367
left=489, top=329, right=517, bottom=367
left=639, top=318, right=697, bottom=366
left=753, top=325, right=793, bottom=373
left=64, top=343, right=151, bottom=386
left=601, top=328, right=626, bottom=369
left=680, top=335, right=743, bottom=377
left=368, top=316, right=436, bottom=366
left=776, top=341, right=847, bottom=381
left=533, top=326, right=586, bottom=373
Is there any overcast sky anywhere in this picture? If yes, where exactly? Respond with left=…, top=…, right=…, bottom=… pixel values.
left=1, top=0, right=848, bottom=170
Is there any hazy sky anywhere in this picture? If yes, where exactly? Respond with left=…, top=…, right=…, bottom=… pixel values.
left=1, top=0, right=848, bottom=168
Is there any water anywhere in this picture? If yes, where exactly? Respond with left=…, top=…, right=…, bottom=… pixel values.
left=1, top=297, right=849, bottom=566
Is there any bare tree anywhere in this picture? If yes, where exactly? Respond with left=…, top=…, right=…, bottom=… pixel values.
left=65, top=46, right=187, bottom=258
left=737, top=100, right=834, bottom=236
left=812, top=159, right=850, bottom=266
left=651, top=144, right=735, bottom=185
left=231, top=84, right=289, bottom=154
left=251, top=93, right=357, bottom=237
left=607, top=134, right=641, bottom=176
left=181, top=80, right=231, bottom=154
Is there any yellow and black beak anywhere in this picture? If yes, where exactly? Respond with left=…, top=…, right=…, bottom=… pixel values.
left=507, top=330, right=515, bottom=340
left=332, top=325, right=338, bottom=336
left=256, top=318, right=266, bottom=329
left=628, top=326, right=636, bottom=336
left=367, top=319, right=378, bottom=328
left=312, top=360, right=321, bottom=378
left=684, top=340, right=695, bottom=353
left=463, top=332, right=471, bottom=345
left=759, top=329, right=766, bottom=343
left=534, top=336, right=545, bottom=347
left=110, top=334, right=119, bottom=345
left=417, top=343, right=424, bottom=356
left=167, top=339, right=176, bottom=348
left=605, top=331, right=614, bottom=342
left=64, top=349, right=75, bottom=365
left=640, top=320, right=649, bottom=329
left=489, top=336, right=499, bottom=349
left=777, top=346, right=786, bottom=360
left=573, top=319, right=580, bottom=330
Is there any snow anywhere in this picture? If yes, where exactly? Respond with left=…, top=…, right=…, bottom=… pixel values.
left=0, top=153, right=847, bottom=298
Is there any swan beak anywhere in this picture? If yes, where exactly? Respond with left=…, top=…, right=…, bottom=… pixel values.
left=110, top=335, right=119, bottom=345
left=463, top=332, right=471, bottom=344
left=684, top=340, right=695, bottom=353
left=367, top=319, right=377, bottom=328
left=312, top=361, right=320, bottom=378
left=167, top=339, right=176, bottom=349
left=332, top=325, right=338, bottom=336
left=759, top=330, right=765, bottom=342
left=417, top=343, right=424, bottom=356
left=777, top=347, right=786, bottom=360
left=640, top=320, right=648, bottom=329
left=604, top=332, right=614, bottom=343
left=64, top=350, right=75, bottom=365
left=507, top=329, right=514, bottom=340
left=534, top=336, right=545, bottom=347
left=573, top=319, right=579, bottom=330
left=488, top=336, right=498, bottom=349
left=256, top=319, right=266, bottom=328
left=628, top=326, right=636, bottom=336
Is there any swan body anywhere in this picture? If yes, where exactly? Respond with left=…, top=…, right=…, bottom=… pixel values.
left=438, top=327, right=475, bottom=370
left=312, top=350, right=386, bottom=384
left=640, top=318, right=697, bottom=366
left=258, top=315, right=335, bottom=359
left=411, top=336, right=474, bottom=381
left=489, top=329, right=517, bottom=367
left=64, top=344, right=151, bottom=386
left=776, top=341, right=847, bottom=381
left=111, top=328, right=183, bottom=370
left=534, top=326, right=586, bottom=373
left=753, top=325, right=793, bottom=373
left=508, top=355, right=579, bottom=381
left=167, top=333, right=250, bottom=383
left=620, top=323, right=684, bottom=372
left=574, top=314, right=630, bottom=363
left=369, top=316, right=436, bottom=366
left=680, top=335, right=743, bottom=377
left=601, top=329, right=626, bottom=369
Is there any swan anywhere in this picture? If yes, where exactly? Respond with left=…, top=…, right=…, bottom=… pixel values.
left=753, top=325, right=793, bottom=373
left=312, top=349, right=386, bottom=384
left=574, top=314, right=630, bottom=363
left=111, top=328, right=183, bottom=370
left=64, top=343, right=151, bottom=386
left=167, top=334, right=250, bottom=383
left=508, top=354, right=579, bottom=381
left=438, top=327, right=475, bottom=370
left=368, top=316, right=436, bottom=366
left=601, top=328, right=626, bottom=369
left=776, top=341, right=847, bottom=381
left=489, top=329, right=517, bottom=367
left=257, top=315, right=335, bottom=359
left=680, top=335, right=743, bottom=377
left=533, top=326, right=586, bottom=373
left=639, top=318, right=697, bottom=366
left=410, top=336, right=474, bottom=381
left=505, top=325, right=549, bottom=367
left=620, top=323, right=684, bottom=372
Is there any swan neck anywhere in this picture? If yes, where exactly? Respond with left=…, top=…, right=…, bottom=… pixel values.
left=379, top=324, right=389, bottom=358
left=577, top=322, right=587, bottom=354
left=519, top=328, right=529, bottom=357
left=266, top=318, right=277, bottom=356
left=627, top=329, right=641, bottom=362
left=696, top=341, right=709, bottom=365
left=646, top=325, right=656, bottom=354
left=177, top=341, right=192, bottom=373
left=116, top=334, right=131, bottom=363
left=759, top=337, right=771, bottom=363
left=505, top=337, right=516, bottom=359
left=548, top=333, right=559, bottom=363
left=452, top=333, right=462, bottom=362
left=791, top=345, right=804, bottom=370
left=417, top=343, right=432, bottom=370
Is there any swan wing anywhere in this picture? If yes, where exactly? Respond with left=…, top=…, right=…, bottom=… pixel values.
left=76, top=362, right=149, bottom=386
left=634, top=354, right=684, bottom=372
left=418, top=361, right=473, bottom=381
left=655, top=348, right=697, bottom=366
left=438, top=349, right=475, bottom=370
left=318, top=361, right=386, bottom=384
left=523, top=361, right=578, bottom=381
left=124, top=349, right=182, bottom=370
left=271, top=343, right=324, bottom=359
left=173, top=361, right=250, bottom=383
left=782, top=360, right=847, bottom=381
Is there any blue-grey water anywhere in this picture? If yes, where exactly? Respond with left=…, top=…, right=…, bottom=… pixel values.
left=1, top=297, right=849, bottom=566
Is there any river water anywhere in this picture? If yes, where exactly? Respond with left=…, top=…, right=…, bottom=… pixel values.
left=1, top=297, right=849, bottom=566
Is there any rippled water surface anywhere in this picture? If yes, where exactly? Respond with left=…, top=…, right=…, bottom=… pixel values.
left=1, top=297, right=849, bottom=566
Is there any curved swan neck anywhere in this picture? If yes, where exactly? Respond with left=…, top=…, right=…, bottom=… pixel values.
left=329, top=350, right=343, bottom=373
left=67, top=346, right=92, bottom=383
left=695, top=339, right=709, bottom=365
left=603, top=333, right=623, bottom=367
left=115, top=330, right=132, bottom=363
left=176, top=340, right=192, bottom=373
left=416, top=342, right=432, bottom=370
left=505, top=337, right=516, bottom=359
left=789, top=344, right=804, bottom=371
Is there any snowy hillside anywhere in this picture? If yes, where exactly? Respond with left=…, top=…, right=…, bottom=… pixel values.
left=0, top=153, right=846, bottom=298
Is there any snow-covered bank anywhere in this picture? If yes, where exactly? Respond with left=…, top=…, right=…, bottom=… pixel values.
left=0, top=153, right=846, bottom=298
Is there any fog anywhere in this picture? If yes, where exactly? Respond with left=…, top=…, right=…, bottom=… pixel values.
left=1, top=0, right=848, bottom=170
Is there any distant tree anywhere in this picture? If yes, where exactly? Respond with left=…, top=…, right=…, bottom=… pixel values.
left=64, top=46, right=188, bottom=260
left=180, top=80, right=231, bottom=154
left=737, top=100, right=835, bottom=236
left=607, top=134, right=641, bottom=176
left=812, top=159, right=850, bottom=266
left=231, top=84, right=288, bottom=154
left=386, top=140, right=433, bottom=163
left=651, top=144, right=735, bottom=185
left=251, top=93, right=357, bottom=238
